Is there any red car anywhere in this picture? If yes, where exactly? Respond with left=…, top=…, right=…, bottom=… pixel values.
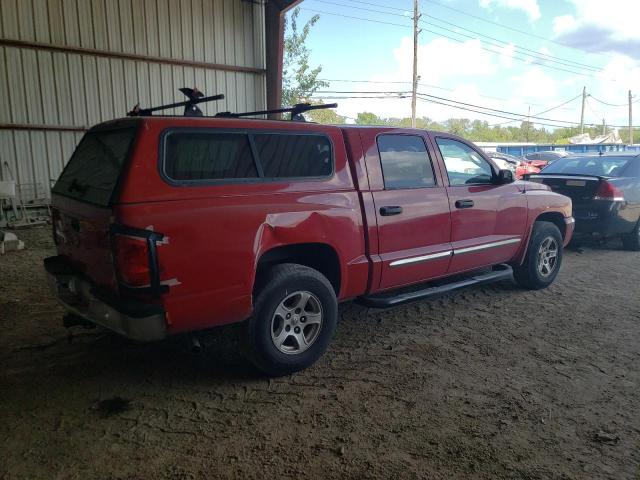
left=45, top=96, right=574, bottom=375
left=523, top=150, right=571, bottom=169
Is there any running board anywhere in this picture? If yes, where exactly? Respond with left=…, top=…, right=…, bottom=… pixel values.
left=356, top=264, right=513, bottom=308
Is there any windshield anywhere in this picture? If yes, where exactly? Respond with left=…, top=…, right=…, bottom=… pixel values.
left=541, top=156, right=631, bottom=177
left=52, top=127, right=137, bottom=206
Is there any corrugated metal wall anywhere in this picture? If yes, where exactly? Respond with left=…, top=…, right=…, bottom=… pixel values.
left=0, top=0, right=267, bottom=200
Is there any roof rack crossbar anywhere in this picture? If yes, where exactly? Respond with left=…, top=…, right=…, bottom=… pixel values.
left=215, top=102, right=338, bottom=121
left=128, top=87, right=224, bottom=117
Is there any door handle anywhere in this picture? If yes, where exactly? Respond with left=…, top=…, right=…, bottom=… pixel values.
left=455, top=199, right=474, bottom=209
left=379, top=206, right=403, bottom=216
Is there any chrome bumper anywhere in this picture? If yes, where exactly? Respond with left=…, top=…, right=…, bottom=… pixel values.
left=46, top=267, right=167, bottom=342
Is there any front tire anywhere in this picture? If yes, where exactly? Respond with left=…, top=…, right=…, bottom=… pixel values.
left=245, top=264, right=338, bottom=376
left=621, top=219, right=640, bottom=251
left=513, top=221, right=563, bottom=290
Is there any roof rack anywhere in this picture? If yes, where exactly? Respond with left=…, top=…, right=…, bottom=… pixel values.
left=127, top=87, right=224, bottom=117
left=215, top=102, right=338, bottom=121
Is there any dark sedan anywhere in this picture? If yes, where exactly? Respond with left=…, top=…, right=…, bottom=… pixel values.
left=527, top=153, right=640, bottom=250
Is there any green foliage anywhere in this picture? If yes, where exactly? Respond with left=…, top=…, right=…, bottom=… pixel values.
left=355, top=112, right=388, bottom=125
left=282, top=8, right=328, bottom=107
left=306, top=105, right=347, bottom=124
left=323, top=111, right=623, bottom=145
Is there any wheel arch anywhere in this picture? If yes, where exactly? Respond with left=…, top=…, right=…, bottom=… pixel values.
left=535, top=211, right=567, bottom=240
left=254, top=243, right=342, bottom=298
left=513, top=211, right=567, bottom=266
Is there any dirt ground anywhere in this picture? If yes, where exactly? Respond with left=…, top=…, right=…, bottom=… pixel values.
left=1, top=228, right=639, bottom=480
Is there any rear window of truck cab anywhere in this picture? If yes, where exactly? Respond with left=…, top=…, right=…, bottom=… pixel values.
left=52, top=127, right=137, bottom=206
left=377, top=134, right=436, bottom=189
left=162, top=130, right=333, bottom=183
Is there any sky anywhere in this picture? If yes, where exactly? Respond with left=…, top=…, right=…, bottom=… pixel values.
left=293, top=0, right=640, bottom=132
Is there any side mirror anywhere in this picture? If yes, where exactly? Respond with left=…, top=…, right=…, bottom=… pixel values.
left=496, top=169, right=514, bottom=184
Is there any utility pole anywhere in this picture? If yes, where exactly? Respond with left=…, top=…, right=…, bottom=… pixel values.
left=629, top=90, right=633, bottom=145
left=602, top=118, right=606, bottom=136
left=525, top=105, right=531, bottom=141
left=411, top=0, right=420, bottom=128
left=580, top=86, right=586, bottom=134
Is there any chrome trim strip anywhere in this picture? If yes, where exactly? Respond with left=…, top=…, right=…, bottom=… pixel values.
left=528, top=175, right=601, bottom=181
left=454, top=237, right=521, bottom=255
left=389, top=250, right=453, bottom=267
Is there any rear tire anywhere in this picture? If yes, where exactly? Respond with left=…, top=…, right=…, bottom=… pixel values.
left=621, top=219, right=640, bottom=251
left=245, top=263, right=337, bottom=377
left=513, top=221, right=563, bottom=290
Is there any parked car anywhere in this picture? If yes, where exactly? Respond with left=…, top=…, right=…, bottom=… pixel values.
left=488, top=152, right=540, bottom=179
left=524, top=150, right=571, bottom=169
left=44, top=94, right=575, bottom=376
left=528, top=153, right=640, bottom=249
left=488, top=152, right=519, bottom=171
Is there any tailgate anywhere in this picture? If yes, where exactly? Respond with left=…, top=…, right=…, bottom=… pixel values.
left=52, top=197, right=117, bottom=290
left=50, top=124, right=138, bottom=291
left=527, top=174, right=602, bottom=205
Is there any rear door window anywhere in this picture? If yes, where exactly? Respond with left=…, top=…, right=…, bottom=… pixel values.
left=377, top=134, right=436, bottom=189
left=52, top=127, right=137, bottom=206
left=253, top=134, right=332, bottom=178
left=164, top=132, right=258, bottom=181
left=436, top=137, right=494, bottom=185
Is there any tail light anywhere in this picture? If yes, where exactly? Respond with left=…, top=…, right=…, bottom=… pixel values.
left=113, top=234, right=152, bottom=287
left=594, top=181, right=625, bottom=201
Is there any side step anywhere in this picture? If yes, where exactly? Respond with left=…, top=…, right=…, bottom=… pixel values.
left=356, top=264, right=513, bottom=308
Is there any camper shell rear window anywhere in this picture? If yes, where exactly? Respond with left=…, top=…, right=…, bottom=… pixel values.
left=52, top=126, right=138, bottom=206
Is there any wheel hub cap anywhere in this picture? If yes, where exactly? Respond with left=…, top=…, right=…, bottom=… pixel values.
left=271, top=291, right=323, bottom=355
left=537, top=236, right=559, bottom=278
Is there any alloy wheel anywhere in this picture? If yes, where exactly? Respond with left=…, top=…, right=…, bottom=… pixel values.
left=270, top=291, right=323, bottom=355
left=537, top=236, right=558, bottom=277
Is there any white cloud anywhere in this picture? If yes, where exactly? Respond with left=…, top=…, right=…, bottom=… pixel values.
left=499, top=43, right=516, bottom=68
left=479, top=0, right=541, bottom=21
left=511, top=67, right=558, bottom=100
left=325, top=36, right=500, bottom=120
left=553, top=0, right=640, bottom=59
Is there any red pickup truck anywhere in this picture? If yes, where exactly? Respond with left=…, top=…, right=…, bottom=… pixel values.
left=45, top=105, right=574, bottom=375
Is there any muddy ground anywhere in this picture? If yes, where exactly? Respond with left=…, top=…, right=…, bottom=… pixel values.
left=1, top=228, right=639, bottom=480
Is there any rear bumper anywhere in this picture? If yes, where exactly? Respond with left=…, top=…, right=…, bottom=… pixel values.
left=573, top=202, right=635, bottom=237
left=44, top=256, right=167, bottom=341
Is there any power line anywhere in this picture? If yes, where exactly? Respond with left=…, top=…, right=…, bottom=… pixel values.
left=417, top=92, right=580, bottom=125
left=300, top=7, right=601, bottom=79
left=313, top=90, right=582, bottom=126
left=415, top=95, right=579, bottom=128
left=318, top=78, right=576, bottom=108
left=311, top=89, right=639, bottom=128
left=422, top=0, right=589, bottom=52
left=585, top=96, right=603, bottom=121
left=491, top=94, right=582, bottom=126
left=589, top=94, right=640, bottom=107
left=311, top=92, right=638, bottom=128
left=317, top=0, right=603, bottom=72
left=418, top=20, right=598, bottom=77
left=421, top=16, right=602, bottom=73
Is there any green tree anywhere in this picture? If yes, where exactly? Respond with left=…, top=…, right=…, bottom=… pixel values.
left=306, top=103, right=347, bottom=124
left=355, top=112, right=387, bottom=125
left=282, top=8, right=328, bottom=107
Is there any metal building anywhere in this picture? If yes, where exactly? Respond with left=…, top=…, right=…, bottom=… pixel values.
left=0, top=0, right=299, bottom=200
